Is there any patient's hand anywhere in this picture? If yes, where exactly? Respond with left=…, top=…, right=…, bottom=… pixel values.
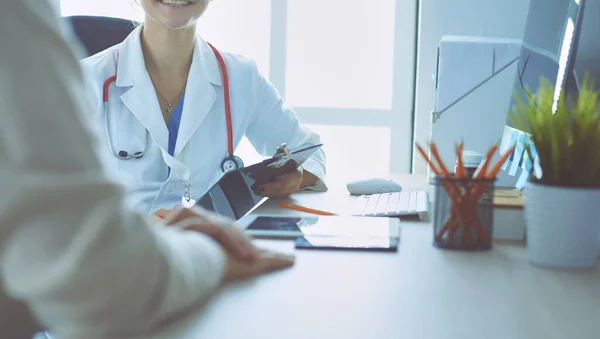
left=224, top=249, right=294, bottom=282
left=153, top=208, right=173, bottom=220
left=156, top=206, right=259, bottom=263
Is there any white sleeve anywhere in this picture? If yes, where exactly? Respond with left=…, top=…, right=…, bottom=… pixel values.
left=244, top=61, right=328, bottom=191
left=0, top=2, right=226, bottom=338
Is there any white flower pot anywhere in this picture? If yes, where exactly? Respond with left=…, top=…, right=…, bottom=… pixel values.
left=523, top=181, right=600, bottom=269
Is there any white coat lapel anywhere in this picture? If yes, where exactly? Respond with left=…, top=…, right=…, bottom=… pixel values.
left=174, top=37, right=223, bottom=157
left=116, top=26, right=169, bottom=153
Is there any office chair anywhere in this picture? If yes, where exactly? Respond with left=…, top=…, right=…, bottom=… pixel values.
left=66, top=15, right=139, bottom=57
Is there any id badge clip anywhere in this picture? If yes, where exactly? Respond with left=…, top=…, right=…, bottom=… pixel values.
left=181, top=183, right=196, bottom=208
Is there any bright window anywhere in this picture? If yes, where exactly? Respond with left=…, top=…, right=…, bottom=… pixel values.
left=305, top=125, right=391, bottom=177
left=285, top=0, right=396, bottom=109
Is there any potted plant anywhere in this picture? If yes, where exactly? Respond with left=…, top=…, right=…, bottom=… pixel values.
left=509, top=75, right=600, bottom=269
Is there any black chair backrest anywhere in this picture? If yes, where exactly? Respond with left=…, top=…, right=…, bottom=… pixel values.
left=66, top=16, right=139, bottom=57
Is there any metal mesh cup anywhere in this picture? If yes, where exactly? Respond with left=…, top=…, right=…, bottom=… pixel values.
left=432, top=176, right=495, bottom=250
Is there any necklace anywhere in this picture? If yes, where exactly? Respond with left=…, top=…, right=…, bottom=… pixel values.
left=148, top=73, right=187, bottom=116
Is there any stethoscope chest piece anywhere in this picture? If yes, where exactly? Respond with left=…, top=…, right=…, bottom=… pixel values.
left=221, top=154, right=244, bottom=173
left=118, top=150, right=145, bottom=159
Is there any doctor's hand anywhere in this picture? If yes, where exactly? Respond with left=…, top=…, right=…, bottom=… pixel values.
left=158, top=206, right=260, bottom=263
left=257, top=167, right=318, bottom=198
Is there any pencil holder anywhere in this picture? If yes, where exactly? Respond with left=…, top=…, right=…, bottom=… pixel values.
left=432, top=176, right=495, bottom=250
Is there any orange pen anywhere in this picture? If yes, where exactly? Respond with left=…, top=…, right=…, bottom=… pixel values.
left=278, top=202, right=337, bottom=216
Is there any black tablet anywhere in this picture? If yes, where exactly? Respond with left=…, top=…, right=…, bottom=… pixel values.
left=195, top=144, right=323, bottom=220
left=295, top=236, right=399, bottom=252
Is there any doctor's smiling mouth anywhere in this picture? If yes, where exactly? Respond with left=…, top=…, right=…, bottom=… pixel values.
left=156, top=0, right=199, bottom=8
left=141, top=0, right=208, bottom=28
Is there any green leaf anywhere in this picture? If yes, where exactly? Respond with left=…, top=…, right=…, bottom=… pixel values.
left=508, top=73, right=600, bottom=187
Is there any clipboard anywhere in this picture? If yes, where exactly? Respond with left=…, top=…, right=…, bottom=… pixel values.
left=195, top=144, right=323, bottom=220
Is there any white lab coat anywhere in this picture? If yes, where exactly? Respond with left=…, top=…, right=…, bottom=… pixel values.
left=1, top=1, right=229, bottom=338
left=81, top=26, right=327, bottom=214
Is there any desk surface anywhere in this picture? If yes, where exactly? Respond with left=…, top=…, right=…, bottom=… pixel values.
left=151, top=174, right=600, bottom=339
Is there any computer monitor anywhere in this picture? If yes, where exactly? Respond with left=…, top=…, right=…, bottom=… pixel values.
left=499, top=0, right=598, bottom=186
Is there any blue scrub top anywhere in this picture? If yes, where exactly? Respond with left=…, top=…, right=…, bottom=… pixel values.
left=167, top=94, right=185, bottom=175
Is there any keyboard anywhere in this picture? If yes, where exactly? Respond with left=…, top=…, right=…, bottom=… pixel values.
left=352, top=191, right=430, bottom=219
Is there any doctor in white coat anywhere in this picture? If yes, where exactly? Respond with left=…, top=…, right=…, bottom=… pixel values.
left=81, top=0, right=327, bottom=216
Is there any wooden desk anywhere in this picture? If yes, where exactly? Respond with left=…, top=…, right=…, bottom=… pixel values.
left=150, top=174, right=600, bottom=339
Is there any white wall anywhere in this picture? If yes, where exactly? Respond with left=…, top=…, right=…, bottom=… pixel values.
left=413, top=0, right=531, bottom=174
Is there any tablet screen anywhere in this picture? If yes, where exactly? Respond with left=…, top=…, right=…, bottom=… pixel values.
left=246, top=216, right=304, bottom=232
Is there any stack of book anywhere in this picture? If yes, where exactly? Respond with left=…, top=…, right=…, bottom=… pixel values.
left=492, top=188, right=525, bottom=242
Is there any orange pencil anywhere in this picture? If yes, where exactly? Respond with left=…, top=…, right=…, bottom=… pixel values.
left=485, top=144, right=517, bottom=179
left=467, top=142, right=498, bottom=199
left=415, top=143, right=441, bottom=176
left=278, top=202, right=337, bottom=216
left=470, top=144, right=518, bottom=200
left=429, top=143, right=452, bottom=177
left=416, top=143, right=456, bottom=196
left=473, top=143, right=499, bottom=179
left=430, top=141, right=465, bottom=200
left=455, top=141, right=466, bottom=178
left=416, top=142, right=460, bottom=214
left=454, top=142, right=473, bottom=243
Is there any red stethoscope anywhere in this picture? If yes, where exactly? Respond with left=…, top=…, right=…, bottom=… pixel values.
left=102, top=43, right=244, bottom=173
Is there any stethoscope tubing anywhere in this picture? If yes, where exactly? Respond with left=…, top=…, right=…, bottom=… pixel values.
left=102, top=43, right=241, bottom=170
